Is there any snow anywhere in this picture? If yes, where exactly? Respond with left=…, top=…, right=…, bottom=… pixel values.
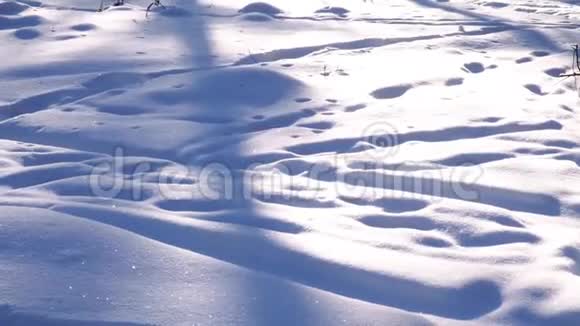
left=1, top=0, right=580, bottom=325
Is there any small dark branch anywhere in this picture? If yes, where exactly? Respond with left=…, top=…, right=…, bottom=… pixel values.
left=574, top=44, right=580, bottom=71
left=560, top=73, right=580, bottom=77
left=247, top=50, right=259, bottom=65
left=97, top=0, right=124, bottom=12
left=559, top=44, right=580, bottom=78
left=146, top=0, right=165, bottom=16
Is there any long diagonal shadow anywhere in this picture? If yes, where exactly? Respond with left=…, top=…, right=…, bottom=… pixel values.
left=147, top=1, right=324, bottom=324
left=408, top=0, right=564, bottom=52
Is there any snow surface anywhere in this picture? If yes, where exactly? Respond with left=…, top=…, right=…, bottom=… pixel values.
left=1, top=0, right=580, bottom=325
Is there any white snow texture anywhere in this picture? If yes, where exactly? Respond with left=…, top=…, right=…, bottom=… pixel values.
left=1, top=0, right=580, bottom=325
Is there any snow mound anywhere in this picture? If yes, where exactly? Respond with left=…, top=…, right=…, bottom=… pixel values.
left=82, top=72, right=148, bottom=92
left=181, top=68, right=303, bottom=107
left=239, top=12, right=275, bottom=22
left=239, top=2, right=283, bottom=16
left=315, top=6, right=350, bottom=17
